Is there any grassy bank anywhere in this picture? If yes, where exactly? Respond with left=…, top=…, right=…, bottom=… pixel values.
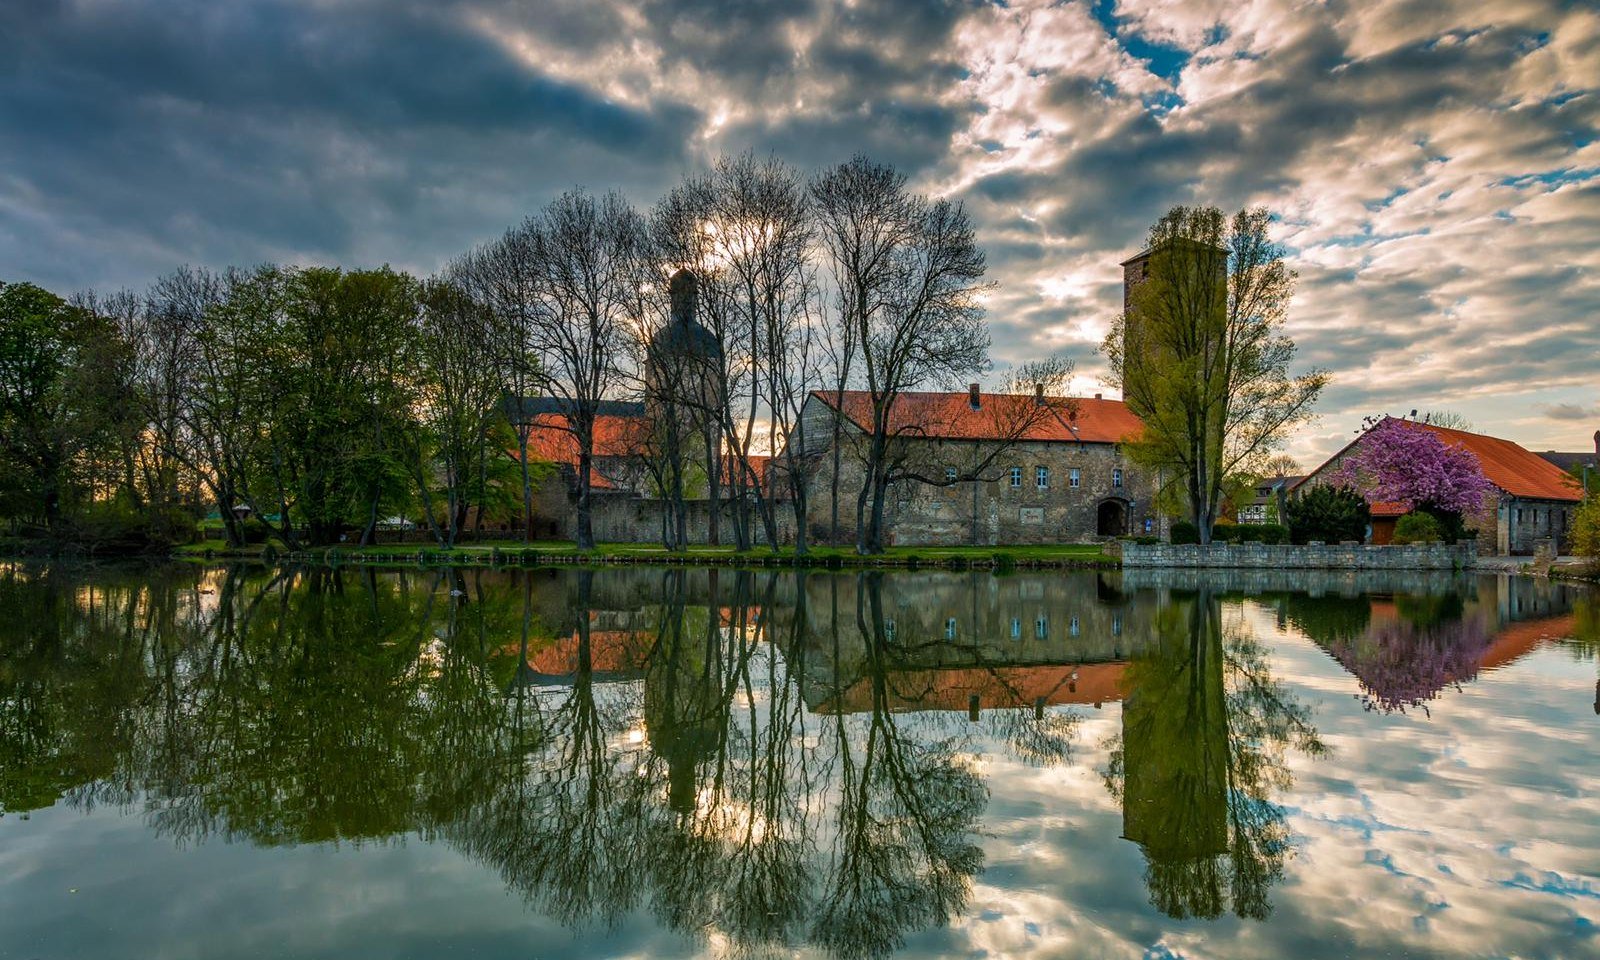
left=175, top=538, right=1116, bottom=571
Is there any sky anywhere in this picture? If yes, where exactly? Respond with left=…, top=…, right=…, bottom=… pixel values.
left=1, top=0, right=1596, bottom=466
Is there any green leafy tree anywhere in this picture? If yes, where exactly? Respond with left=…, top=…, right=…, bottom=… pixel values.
left=0, top=281, right=136, bottom=533
left=1393, top=511, right=1444, bottom=544
left=1104, top=207, right=1329, bottom=545
left=1285, top=484, right=1370, bottom=544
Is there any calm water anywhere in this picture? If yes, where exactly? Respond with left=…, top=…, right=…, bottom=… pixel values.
left=1, top=563, right=1596, bottom=960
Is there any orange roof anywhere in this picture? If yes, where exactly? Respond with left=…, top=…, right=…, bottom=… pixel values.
left=1303, top=418, right=1582, bottom=503
left=1478, top=614, right=1574, bottom=671
left=815, top=662, right=1128, bottom=715
left=812, top=390, right=1143, bottom=445
left=1408, top=421, right=1582, bottom=502
left=1370, top=501, right=1409, bottom=518
left=522, top=628, right=657, bottom=677
left=517, top=413, right=646, bottom=490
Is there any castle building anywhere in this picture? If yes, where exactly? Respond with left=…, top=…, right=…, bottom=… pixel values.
left=794, top=386, right=1156, bottom=546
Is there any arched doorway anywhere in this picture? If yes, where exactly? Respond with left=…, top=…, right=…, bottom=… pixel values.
left=1097, top=499, right=1127, bottom=537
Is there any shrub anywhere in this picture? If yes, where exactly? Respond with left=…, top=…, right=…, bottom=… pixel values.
left=1568, top=496, right=1600, bottom=560
left=1171, top=520, right=1200, bottom=544
left=1286, top=485, right=1370, bottom=544
left=1212, top=523, right=1289, bottom=544
left=1393, top=511, right=1444, bottom=544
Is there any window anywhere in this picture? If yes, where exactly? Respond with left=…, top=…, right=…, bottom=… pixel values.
left=1515, top=508, right=1523, bottom=523
left=945, top=466, right=958, bottom=482
left=1113, top=468, right=1123, bottom=488
left=1112, top=614, right=1123, bottom=636
left=1035, top=616, right=1048, bottom=639
left=1010, top=617, right=1021, bottom=639
left=945, top=617, right=958, bottom=640
left=884, top=618, right=896, bottom=642
left=1143, top=518, right=1154, bottom=533
left=1036, top=466, right=1050, bottom=489
left=1069, top=468, right=1081, bottom=488
left=1009, top=466, right=1022, bottom=488
left=1069, top=616, right=1080, bottom=637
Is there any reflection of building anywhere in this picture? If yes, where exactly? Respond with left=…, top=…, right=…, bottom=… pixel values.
left=777, top=572, right=1154, bottom=715
left=1286, top=574, right=1581, bottom=711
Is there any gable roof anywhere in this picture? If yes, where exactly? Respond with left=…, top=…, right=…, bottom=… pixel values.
left=811, top=390, right=1143, bottom=445
left=1299, top=417, right=1583, bottom=503
left=517, top=412, right=646, bottom=490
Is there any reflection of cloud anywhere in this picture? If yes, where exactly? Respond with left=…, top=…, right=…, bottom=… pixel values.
left=3, top=1, right=1597, bottom=464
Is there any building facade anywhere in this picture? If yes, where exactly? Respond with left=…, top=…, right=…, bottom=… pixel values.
left=795, top=387, right=1158, bottom=546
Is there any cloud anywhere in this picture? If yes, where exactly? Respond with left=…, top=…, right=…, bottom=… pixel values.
left=0, top=0, right=1596, bottom=465
left=1541, top=403, right=1600, bottom=422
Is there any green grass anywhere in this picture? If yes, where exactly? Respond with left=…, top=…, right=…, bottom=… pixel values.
left=176, top=536, right=1112, bottom=567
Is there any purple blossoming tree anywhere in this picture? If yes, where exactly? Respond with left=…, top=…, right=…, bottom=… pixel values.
left=1331, top=417, right=1496, bottom=515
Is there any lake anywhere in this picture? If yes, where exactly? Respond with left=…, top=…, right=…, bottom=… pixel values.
left=1, top=563, right=1596, bottom=959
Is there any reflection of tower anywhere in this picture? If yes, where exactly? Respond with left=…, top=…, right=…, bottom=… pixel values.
left=1120, top=600, right=1230, bottom=916
left=643, top=600, right=726, bottom=814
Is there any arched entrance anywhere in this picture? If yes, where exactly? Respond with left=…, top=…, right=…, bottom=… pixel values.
left=1097, top=498, right=1128, bottom=537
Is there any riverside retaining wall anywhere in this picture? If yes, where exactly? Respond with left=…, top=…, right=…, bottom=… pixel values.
left=1116, top=540, right=1476, bottom=570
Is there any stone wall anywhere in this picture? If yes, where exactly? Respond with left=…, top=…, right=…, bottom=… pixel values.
left=1117, top=540, right=1476, bottom=570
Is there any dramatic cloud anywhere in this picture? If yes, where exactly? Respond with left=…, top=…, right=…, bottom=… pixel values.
left=2, top=0, right=1596, bottom=463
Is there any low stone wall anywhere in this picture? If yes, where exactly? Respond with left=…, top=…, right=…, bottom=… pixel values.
left=1118, top=540, right=1476, bottom=570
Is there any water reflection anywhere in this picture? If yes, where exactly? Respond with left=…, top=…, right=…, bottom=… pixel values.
left=0, top=562, right=1590, bottom=958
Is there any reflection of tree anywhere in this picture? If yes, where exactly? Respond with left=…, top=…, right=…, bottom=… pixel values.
left=1305, top=592, right=1491, bottom=714
left=809, top=574, right=985, bottom=960
left=7, top=564, right=998, bottom=960
left=1107, top=590, right=1324, bottom=921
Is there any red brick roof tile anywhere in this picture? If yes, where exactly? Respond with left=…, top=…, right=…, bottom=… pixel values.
left=813, top=390, right=1143, bottom=445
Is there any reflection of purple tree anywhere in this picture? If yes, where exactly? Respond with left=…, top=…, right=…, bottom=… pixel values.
left=1323, top=611, right=1492, bottom=714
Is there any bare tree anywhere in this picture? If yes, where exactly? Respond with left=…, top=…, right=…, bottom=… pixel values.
left=811, top=156, right=991, bottom=554
left=703, top=154, right=817, bottom=552
left=524, top=189, right=647, bottom=551
left=454, top=225, right=559, bottom=544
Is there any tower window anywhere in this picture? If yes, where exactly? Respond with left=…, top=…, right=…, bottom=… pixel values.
left=1035, top=616, right=1048, bottom=639
left=1009, top=467, right=1022, bottom=488
left=945, top=466, right=958, bottom=482
left=1069, top=468, right=1081, bottom=488
left=1010, top=617, right=1021, bottom=639
left=884, top=618, right=896, bottom=642
left=1113, top=468, right=1123, bottom=488
left=945, top=617, right=958, bottom=640
left=1036, top=466, right=1050, bottom=489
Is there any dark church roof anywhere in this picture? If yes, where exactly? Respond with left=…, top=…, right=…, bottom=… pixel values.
left=650, top=316, right=721, bottom=359
left=502, top=395, right=646, bottom=424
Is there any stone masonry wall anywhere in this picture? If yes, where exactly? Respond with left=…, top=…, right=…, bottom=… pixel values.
left=1117, top=540, right=1476, bottom=570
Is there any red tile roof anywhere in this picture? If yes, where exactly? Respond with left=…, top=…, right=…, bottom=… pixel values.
left=516, top=413, right=647, bottom=490
left=812, top=390, right=1143, bottom=444
left=816, top=662, right=1128, bottom=715
left=1300, top=417, right=1584, bottom=503
left=1405, top=420, right=1581, bottom=502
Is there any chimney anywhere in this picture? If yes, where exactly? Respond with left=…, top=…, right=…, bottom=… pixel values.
left=1093, top=392, right=1102, bottom=400
left=1034, top=382, right=1044, bottom=404
left=968, top=383, right=980, bottom=410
